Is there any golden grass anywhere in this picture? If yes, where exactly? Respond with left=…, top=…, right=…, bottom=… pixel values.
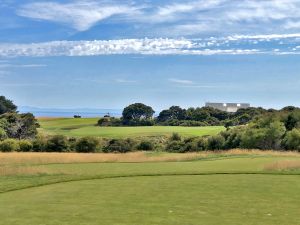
left=0, top=166, right=50, bottom=176
left=0, top=150, right=299, bottom=166
left=264, top=160, right=300, bottom=171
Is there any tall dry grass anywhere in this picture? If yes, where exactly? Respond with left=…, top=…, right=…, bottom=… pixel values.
left=264, top=160, right=300, bottom=171
left=0, top=150, right=299, bottom=166
left=0, top=166, right=50, bottom=176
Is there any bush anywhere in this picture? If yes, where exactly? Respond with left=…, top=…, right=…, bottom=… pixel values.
left=76, top=137, right=99, bottom=153
left=207, top=135, right=225, bottom=150
left=181, top=140, right=198, bottom=152
left=103, top=138, right=135, bottom=153
left=241, top=121, right=286, bottom=150
left=196, top=137, right=208, bottom=151
left=68, top=137, right=77, bottom=150
left=170, top=133, right=181, bottom=141
left=0, top=139, right=19, bottom=152
left=98, top=117, right=122, bottom=126
left=137, top=140, right=154, bottom=151
left=19, top=140, right=33, bottom=152
left=46, top=135, right=69, bottom=152
left=221, top=127, right=245, bottom=149
left=32, top=135, right=47, bottom=152
left=165, top=141, right=185, bottom=153
left=282, top=129, right=300, bottom=151
left=0, top=128, right=7, bottom=140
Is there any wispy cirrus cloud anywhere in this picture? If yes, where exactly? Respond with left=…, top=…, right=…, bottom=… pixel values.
left=168, top=78, right=194, bottom=84
left=115, top=78, right=137, bottom=84
left=13, top=0, right=300, bottom=36
left=0, top=63, right=47, bottom=68
left=17, top=1, right=139, bottom=31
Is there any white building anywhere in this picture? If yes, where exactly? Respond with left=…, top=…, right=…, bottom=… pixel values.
left=205, top=102, right=250, bottom=113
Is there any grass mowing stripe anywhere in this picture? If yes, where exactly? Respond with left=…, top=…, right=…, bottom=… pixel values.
left=1, top=171, right=299, bottom=195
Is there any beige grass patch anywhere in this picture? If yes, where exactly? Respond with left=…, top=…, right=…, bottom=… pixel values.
left=264, top=160, right=300, bottom=171
left=0, top=150, right=299, bottom=166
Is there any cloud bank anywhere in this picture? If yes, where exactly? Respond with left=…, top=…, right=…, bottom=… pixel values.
left=1, top=34, right=300, bottom=57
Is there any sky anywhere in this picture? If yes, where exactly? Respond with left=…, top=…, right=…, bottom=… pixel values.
left=1, top=0, right=300, bottom=110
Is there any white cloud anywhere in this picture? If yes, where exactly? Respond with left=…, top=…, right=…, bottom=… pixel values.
left=115, top=79, right=137, bottom=84
left=17, top=1, right=138, bottom=31
left=0, top=38, right=263, bottom=57
left=284, top=21, right=300, bottom=29
left=151, top=0, right=300, bottom=36
left=169, top=78, right=194, bottom=84
left=1, top=34, right=300, bottom=57
left=13, top=0, right=300, bottom=36
left=227, top=33, right=300, bottom=40
left=0, top=64, right=47, bottom=68
left=156, top=0, right=224, bottom=19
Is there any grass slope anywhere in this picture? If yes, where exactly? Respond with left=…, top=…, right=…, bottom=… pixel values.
left=0, top=152, right=300, bottom=225
left=38, top=118, right=225, bottom=138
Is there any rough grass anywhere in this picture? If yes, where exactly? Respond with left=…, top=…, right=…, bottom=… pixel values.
left=1, top=150, right=299, bottom=166
left=264, top=160, right=300, bottom=171
left=38, top=117, right=225, bottom=137
left=0, top=166, right=50, bottom=176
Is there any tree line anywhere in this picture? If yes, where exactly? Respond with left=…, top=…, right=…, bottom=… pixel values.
left=1, top=96, right=300, bottom=152
left=98, top=102, right=276, bottom=127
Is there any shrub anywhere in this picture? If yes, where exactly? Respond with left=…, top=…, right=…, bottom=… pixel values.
left=103, top=138, right=135, bottom=153
left=170, top=133, right=181, bottom=141
left=32, top=135, right=47, bottom=152
left=68, top=137, right=77, bottom=150
left=19, top=140, right=33, bottom=152
left=196, top=137, right=208, bottom=151
left=207, top=135, right=225, bottom=150
left=0, top=128, right=7, bottom=140
left=46, top=135, right=69, bottom=152
left=137, top=140, right=154, bottom=151
left=165, top=141, right=185, bottom=153
left=241, top=121, right=286, bottom=150
left=98, top=117, right=122, bottom=126
left=282, top=129, right=300, bottom=151
left=76, top=137, right=99, bottom=153
left=0, top=139, right=19, bottom=152
left=221, top=127, right=245, bottom=149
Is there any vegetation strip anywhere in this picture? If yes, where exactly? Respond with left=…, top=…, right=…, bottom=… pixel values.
left=1, top=171, right=299, bottom=195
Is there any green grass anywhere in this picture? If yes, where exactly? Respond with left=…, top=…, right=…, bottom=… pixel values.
left=0, top=153, right=300, bottom=225
left=38, top=117, right=225, bottom=138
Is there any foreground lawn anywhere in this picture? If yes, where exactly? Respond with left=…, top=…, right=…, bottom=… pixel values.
left=0, top=151, right=299, bottom=225
left=38, top=117, right=225, bottom=137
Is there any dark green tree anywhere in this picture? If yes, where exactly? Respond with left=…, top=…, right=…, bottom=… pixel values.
left=157, top=106, right=186, bottom=122
left=0, top=113, right=39, bottom=139
left=122, top=103, right=155, bottom=124
left=0, top=96, right=17, bottom=115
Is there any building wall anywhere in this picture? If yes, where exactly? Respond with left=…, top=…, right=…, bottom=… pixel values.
left=205, top=103, right=250, bottom=113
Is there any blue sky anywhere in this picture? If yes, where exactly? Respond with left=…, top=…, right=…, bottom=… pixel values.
left=1, top=0, right=300, bottom=110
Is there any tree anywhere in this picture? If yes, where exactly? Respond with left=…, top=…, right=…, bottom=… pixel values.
left=282, top=129, right=300, bottom=151
left=0, top=96, right=17, bottom=115
left=157, top=106, right=186, bottom=122
left=122, top=103, right=155, bottom=124
left=0, top=113, right=39, bottom=139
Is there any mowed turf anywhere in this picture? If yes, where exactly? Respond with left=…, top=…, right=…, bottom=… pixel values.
left=0, top=152, right=300, bottom=225
left=38, top=117, right=225, bottom=137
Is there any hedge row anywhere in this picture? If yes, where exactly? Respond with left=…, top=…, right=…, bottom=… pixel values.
left=0, top=135, right=159, bottom=153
